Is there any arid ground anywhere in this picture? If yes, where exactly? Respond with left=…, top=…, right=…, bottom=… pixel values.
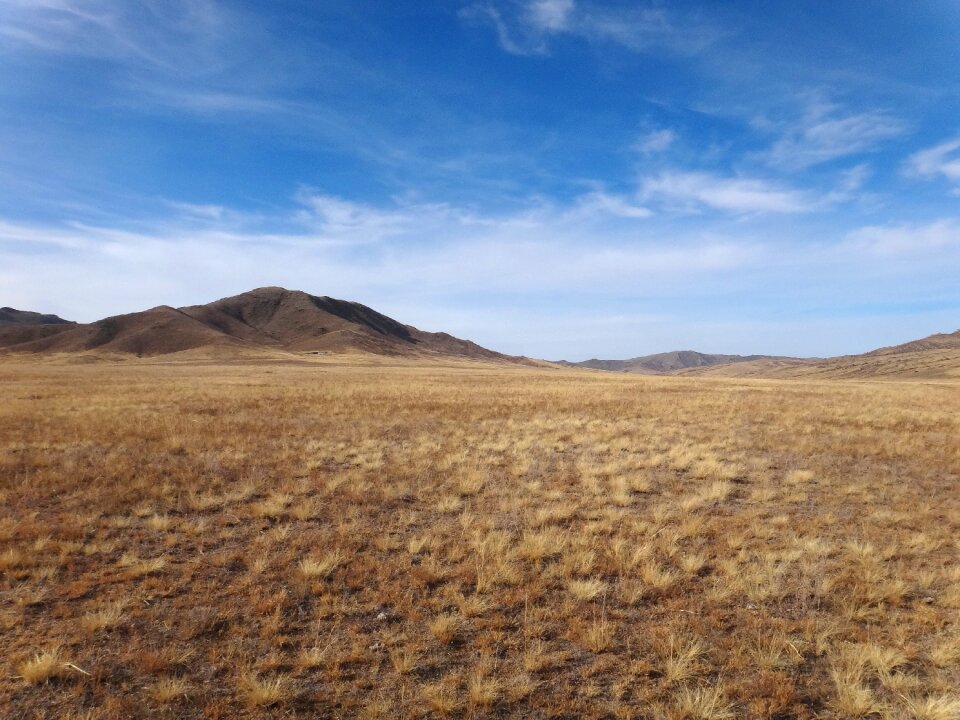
left=1, top=357, right=958, bottom=719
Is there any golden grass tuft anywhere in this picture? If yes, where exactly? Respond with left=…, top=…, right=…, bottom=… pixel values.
left=428, top=613, right=461, bottom=645
left=421, top=676, right=461, bottom=715
left=148, top=677, right=191, bottom=703
left=567, top=577, right=606, bottom=601
left=17, top=650, right=63, bottom=685
left=903, top=695, right=960, bottom=720
left=468, top=669, right=500, bottom=710
left=239, top=674, right=288, bottom=707
left=81, top=601, right=124, bottom=633
left=673, top=685, right=736, bottom=720
left=298, top=550, right=344, bottom=580
left=388, top=646, right=420, bottom=675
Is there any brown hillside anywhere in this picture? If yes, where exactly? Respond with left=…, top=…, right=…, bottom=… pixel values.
left=682, top=329, right=960, bottom=380
left=1, top=306, right=246, bottom=356
left=568, top=350, right=784, bottom=374
left=0, top=287, right=522, bottom=363
left=183, top=287, right=419, bottom=354
left=0, top=307, right=73, bottom=325
left=0, top=323, right=76, bottom=348
left=867, top=328, right=960, bottom=355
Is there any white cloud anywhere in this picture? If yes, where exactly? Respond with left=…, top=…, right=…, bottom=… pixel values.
left=821, top=164, right=873, bottom=205
left=461, top=1, right=717, bottom=57
left=3, top=195, right=959, bottom=358
left=567, top=191, right=652, bottom=219
left=165, top=201, right=226, bottom=221
left=764, top=108, right=906, bottom=170
left=527, top=0, right=574, bottom=31
left=907, top=136, right=960, bottom=186
left=0, top=190, right=755, bottom=323
left=0, top=0, right=230, bottom=71
left=294, top=191, right=412, bottom=241
left=846, top=219, right=960, bottom=257
left=641, top=171, right=814, bottom=214
left=634, top=129, right=676, bottom=154
left=575, top=6, right=716, bottom=55
left=459, top=3, right=549, bottom=56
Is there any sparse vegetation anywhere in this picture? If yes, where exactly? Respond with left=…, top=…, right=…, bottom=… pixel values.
left=16, top=650, right=63, bottom=685
left=1, top=357, right=958, bottom=718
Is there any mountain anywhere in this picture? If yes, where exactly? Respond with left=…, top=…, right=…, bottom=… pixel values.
left=564, top=329, right=960, bottom=380
left=680, top=329, right=960, bottom=380
left=0, top=287, right=526, bottom=363
left=564, top=350, right=787, bottom=374
left=0, top=307, right=74, bottom=325
left=866, top=329, right=960, bottom=355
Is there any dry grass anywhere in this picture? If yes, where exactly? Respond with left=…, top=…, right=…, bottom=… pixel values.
left=80, top=601, right=124, bottom=634
left=1, top=357, right=959, bottom=718
left=16, top=650, right=63, bottom=685
left=147, top=677, right=191, bottom=703
left=297, top=550, right=343, bottom=580
left=428, top=613, right=461, bottom=645
left=238, top=673, right=287, bottom=707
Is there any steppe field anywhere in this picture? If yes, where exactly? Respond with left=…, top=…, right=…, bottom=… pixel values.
left=1, top=358, right=958, bottom=720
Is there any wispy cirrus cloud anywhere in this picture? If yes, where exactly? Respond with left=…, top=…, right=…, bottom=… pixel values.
left=634, top=129, right=676, bottom=155
left=3, top=188, right=959, bottom=357
left=460, top=0, right=718, bottom=57
left=293, top=191, right=416, bottom=242
left=762, top=106, right=906, bottom=170
left=846, top=218, right=960, bottom=257
left=906, top=136, right=960, bottom=193
left=459, top=3, right=545, bottom=56
left=565, top=190, right=652, bottom=219
left=640, top=161, right=881, bottom=215
left=0, top=188, right=752, bottom=320
left=577, top=4, right=718, bottom=54
left=527, top=0, right=575, bottom=31
left=640, top=171, right=815, bottom=215
left=0, top=0, right=231, bottom=72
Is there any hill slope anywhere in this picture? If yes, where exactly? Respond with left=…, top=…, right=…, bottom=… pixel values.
left=0, top=287, right=522, bottom=363
left=682, top=329, right=960, bottom=380
left=566, top=329, right=960, bottom=380
left=867, top=329, right=960, bottom=355
left=0, top=307, right=73, bottom=325
left=567, top=350, right=785, bottom=374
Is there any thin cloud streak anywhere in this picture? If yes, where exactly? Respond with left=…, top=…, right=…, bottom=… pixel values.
left=846, top=218, right=960, bottom=257
left=634, top=129, right=676, bottom=155
left=460, top=0, right=719, bottom=57
left=907, top=135, right=960, bottom=188
left=0, top=0, right=231, bottom=72
left=763, top=108, right=906, bottom=170
left=640, top=171, right=815, bottom=214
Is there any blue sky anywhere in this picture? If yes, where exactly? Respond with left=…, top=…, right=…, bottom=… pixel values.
left=1, top=0, right=959, bottom=360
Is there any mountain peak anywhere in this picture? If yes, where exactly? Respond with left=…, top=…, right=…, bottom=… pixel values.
left=0, top=288, right=522, bottom=363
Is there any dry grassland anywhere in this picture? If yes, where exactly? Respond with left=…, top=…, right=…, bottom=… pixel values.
left=1, top=359, right=959, bottom=719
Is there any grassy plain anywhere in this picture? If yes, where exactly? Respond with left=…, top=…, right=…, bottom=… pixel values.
left=1, top=358, right=959, bottom=718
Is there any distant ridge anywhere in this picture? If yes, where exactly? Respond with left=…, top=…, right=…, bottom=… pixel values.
left=562, top=329, right=960, bottom=380
left=866, top=329, right=960, bottom=355
left=679, top=329, right=960, bottom=380
left=0, top=287, right=530, bottom=364
left=3, top=292, right=956, bottom=378
left=0, top=307, right=74, bottom=326
left=562, top=350, right=790, bottom=374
